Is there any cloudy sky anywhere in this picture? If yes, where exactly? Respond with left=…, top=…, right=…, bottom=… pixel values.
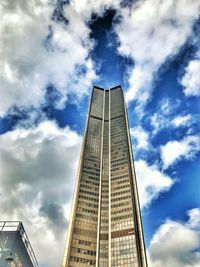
left=0, top=0, right=200, bottom=266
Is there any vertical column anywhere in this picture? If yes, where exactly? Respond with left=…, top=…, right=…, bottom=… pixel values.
left=110, top=87, right=140, bottom=267
left=108, top=89, right=111, bottom=267
left=124, top=104, right=148, bottom=267
left=96, top=89, right=105, bottom=266
left=98, top=90, right=110, bottom=267
left=63, top=87, right=104, bottom=267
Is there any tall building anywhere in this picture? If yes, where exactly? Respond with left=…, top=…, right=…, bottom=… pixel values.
left=0, top=221, right=39, bottom=267
left=62, top=86, right=147, bottom=267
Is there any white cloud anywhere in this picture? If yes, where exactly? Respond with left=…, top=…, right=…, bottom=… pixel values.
left=0, top=0, right=131, bottom=116
left=150, top=109, right=198, bottom=136
left=187, top=208, right=200, bottom=230
left=160, top=135, right=200, bottom=169
left=171, top=114, right=192, bottom=127
left=130, top=126, right=149, bottom=150
left=0, top=0, right=98, bottom=116
left=115, top=0, right=200, bottom=104
left=180, top=52, right=200, bottom=97
left=160, top=98, right=172, bottom=115
left=70, top=0, right=121, bottom=20
left=148, top=208, right=200, bottom=267
left=149, top=98, right=189, bottom=135
left=0, top=121, right=82, bottom=267
left=135, top=160, right=174, bottom=209
left=150, top=113, right=168, bottom=135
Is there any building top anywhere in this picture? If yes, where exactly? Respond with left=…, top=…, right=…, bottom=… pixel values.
left=93, top=85, right=122, bottom=91
left=0, top=221, right=39, bottom=267
left=93, top=85, right=104, bottom=91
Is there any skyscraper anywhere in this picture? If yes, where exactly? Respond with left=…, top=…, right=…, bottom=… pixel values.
left=62, top=86, right=147, bottom=267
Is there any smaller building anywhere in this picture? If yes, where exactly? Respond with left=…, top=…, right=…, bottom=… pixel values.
left=0, top=221, right=39, bottom=267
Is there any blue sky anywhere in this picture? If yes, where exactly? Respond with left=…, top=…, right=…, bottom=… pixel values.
left=0, top=1, right=200, bottom=267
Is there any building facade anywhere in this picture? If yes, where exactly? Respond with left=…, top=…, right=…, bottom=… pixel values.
left=0, top=221, right=39, bottom=267
left=62, top=86, right=147, bottom=267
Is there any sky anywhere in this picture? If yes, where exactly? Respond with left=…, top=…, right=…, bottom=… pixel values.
left=0, top=0, right=200, bottom=267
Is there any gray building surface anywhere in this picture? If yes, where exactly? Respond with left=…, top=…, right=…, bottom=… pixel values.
left=62, top=86, right=147, bottom=267
left=0, top=221, right=39, bottom=267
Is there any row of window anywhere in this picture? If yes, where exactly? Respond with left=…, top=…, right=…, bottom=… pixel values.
left=82, top=169, right=100, bottom=178
left=112, top=207, right=132, bottom=215
left=111, top=219, right=134, bottom=230
left=112, top=200, right=131, bottom=208
left=74, top=220, right=97, bottom=229
left=81, top=178, right=99, bottom=186
left=111, top=194, right=131, bottom=202
left=79, top=189, right=99, bottom=197
left=78, top=201, right=98, bottom=209
left=71, top=247, right=96, bottom=257
left=111, top=166, right=126, bottom=172
left=82, top=166, right=100, bottom=172
left=111, top=214, right=133, bottom=221
left=72, top=238, right=96, bottom=247
left=76, top=213, right=98, bottom=222
left=111, top=134, right=125, bottom=141
left=111, top=158, right=127, bottom=163
left=80, top=183, right=99, bottom=192
left=112, top=161, right=127, bottom=168
left=84, top=157, right=98, bottom=163
left=111, top=144, right=126, bottom=149
left=77, top=207, right=98, bottom=215
left=112, top=183, right=130, bottom=192
left=111, top=174, right=129, bottom=181
left=115, top=179, right=131, bottom=185
left=83, top=161, right=99, bottom=168
left=79, top=194, right=98, bottom=203
left=73, top=227, right=97, bottom=238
